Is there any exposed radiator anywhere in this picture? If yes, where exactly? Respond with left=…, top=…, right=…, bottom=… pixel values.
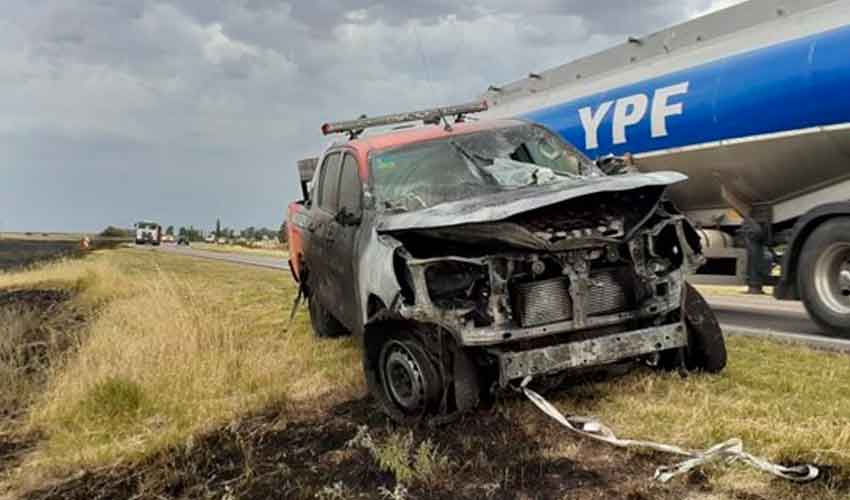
left=586, top=268, right=635, bottom=316
left=511, top=267, right=637, bottom=327
left=511, top=277, right=573, bottom=327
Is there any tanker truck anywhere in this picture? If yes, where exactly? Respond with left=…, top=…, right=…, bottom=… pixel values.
left=481, top=0, right=850, bottom=336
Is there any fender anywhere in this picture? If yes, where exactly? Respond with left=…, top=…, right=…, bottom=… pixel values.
left=774, top=201, right=850, bottom=300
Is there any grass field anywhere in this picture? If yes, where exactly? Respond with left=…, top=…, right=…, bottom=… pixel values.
left=1, top=249, right=848, bottom=499
left=186, top=242, right=288, bottom=259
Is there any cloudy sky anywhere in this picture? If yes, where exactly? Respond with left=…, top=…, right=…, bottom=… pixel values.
left=1, top=0, right=741, bottom=233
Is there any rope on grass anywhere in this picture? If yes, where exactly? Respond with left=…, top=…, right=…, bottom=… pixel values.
left=520, top=377, right=819, bottom=483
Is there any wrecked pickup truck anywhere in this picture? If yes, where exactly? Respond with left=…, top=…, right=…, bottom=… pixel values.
left=287, top=102, right=726, bottom=423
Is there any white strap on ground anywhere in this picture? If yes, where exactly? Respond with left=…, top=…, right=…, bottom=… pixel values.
left=520, top=377, right=819, bottom=483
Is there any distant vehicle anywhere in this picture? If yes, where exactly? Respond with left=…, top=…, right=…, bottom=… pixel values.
left=162, top=234, right=175, bottom=243
left=135, top=221, right=162, bottom=246
left=287, top=103, right=725, bottom=423
left=177, top=236, right=190, bottom=246
left=205, top=235, right=216, bottom=243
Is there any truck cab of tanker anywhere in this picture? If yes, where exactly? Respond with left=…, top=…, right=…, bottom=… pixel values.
left=286, top=103, right=726, bottom=424
left=134, top=221, right=162, bottom=246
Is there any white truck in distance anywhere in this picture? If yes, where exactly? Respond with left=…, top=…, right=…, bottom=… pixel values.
left=135, top=221, right=162, bottom=246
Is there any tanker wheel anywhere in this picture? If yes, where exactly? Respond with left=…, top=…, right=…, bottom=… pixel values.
left=798, top=217, right=850, bottom=338
left=308, top=297, right=348, bottom=338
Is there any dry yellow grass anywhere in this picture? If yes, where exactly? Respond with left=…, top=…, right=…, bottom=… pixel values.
left=2, top=250, right=361, bottom=482
left=693, top=283, right=775, bottom=297
left=188, top=242, right=288, bottom=259
left=502, top=336, right=850, bottom=498
left=2, top=250, right=849, bottom=499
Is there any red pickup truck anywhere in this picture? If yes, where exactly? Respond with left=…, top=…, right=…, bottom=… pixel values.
left=287, top=103, right=725, bottom=424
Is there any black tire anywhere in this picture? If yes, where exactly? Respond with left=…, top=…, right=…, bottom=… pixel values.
left=682, top=283, right=727, bottom=373
left=308, top=297, right=348, bottom=338
left=660, top=284, right=726, bottom=373
left=368, top=329, right=443, bottom=423
left=797, top=217, right=850, bottom=338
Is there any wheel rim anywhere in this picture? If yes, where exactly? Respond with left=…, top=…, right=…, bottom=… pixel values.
left=380, top=340, right=428, bottom=414
left=813, top=242, right=850, bottom=315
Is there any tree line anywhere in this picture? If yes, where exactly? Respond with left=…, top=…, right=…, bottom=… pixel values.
left=100, top=220, right=287, bottom=243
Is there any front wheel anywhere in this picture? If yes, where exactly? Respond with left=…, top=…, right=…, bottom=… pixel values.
left=797, top=217, right=850, bottom=337
left=660, top=284, right=726, bottom=373
left=378, top=334, right=443, bottom=419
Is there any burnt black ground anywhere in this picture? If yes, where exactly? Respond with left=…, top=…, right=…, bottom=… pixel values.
left=0, top=239, right=126, bottom=272
left=0, top=240, right=79, bottom=271
left=20, top=396, right=729, bottom=500
left=0, top=288, right=78, bottom=482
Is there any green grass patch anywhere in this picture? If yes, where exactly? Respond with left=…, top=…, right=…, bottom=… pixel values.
left=78, top=376, right=146, bottom=423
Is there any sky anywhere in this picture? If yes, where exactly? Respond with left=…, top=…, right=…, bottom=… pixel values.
left=0, top=0, right=742, bottom=233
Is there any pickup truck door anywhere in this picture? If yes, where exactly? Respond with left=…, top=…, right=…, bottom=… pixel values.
left=323, top=151, right=363, bottom=331
left=308, top=151, right=342, bottom=312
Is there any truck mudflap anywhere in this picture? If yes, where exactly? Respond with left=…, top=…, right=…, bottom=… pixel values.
left=493, top=322, right=686, bottom=386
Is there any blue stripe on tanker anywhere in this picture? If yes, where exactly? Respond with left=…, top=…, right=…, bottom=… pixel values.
left=522, top=23, right=850, bottom=158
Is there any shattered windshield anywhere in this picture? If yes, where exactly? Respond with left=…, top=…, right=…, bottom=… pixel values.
left=370, top=124, right=599, bottom=212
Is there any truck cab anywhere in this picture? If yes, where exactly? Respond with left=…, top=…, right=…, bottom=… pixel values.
left=135, top=221, right=162, bottom=246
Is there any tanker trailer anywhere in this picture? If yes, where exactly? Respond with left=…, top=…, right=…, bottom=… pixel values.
left=480, top=0, right=850, bottom=336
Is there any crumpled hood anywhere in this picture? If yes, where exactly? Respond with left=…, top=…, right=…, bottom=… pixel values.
left=376, top=171, right=687, bottom=233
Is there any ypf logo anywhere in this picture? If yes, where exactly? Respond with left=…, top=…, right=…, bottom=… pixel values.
left=578, top=81, right=689, bottom=150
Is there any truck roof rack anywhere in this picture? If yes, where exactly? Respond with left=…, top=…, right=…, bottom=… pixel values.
left=321, top=101, right=488, bottom=139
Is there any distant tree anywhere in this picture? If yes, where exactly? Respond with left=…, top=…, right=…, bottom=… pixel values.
left=215, top=218, right=222, bottom=239
left=241, top=226, right=256, bottom=241
left=278, top=222, right=287, bottom=243
left=165, top=225, right=174, bottom=236
left=178, top=227, right=187, bottom=238
left=100, top=226, right=131, bottom=238
left=184, top=226, right=203, bottom=241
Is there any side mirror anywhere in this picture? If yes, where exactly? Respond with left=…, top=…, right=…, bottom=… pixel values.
left=335, top=207, right=361, bottom=226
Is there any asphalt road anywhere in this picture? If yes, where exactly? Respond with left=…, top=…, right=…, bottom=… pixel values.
left=706, top=294, right=818, bottom=334
left=142, top=243, right=850, bottom=352
left=148, top=243, right=289, bottom=271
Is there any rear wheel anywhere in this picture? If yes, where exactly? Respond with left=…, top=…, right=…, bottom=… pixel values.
left=797, top=217, right=850, bottom=337
left=308, top=297, right=348, bottom=338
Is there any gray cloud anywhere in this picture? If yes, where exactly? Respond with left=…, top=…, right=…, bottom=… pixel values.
left=1, top=0, right=727, bottom=232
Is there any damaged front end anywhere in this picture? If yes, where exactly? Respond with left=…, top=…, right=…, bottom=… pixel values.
left=381, top=182, right=704, bottom=387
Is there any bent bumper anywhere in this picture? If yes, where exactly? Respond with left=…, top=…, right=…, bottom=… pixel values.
left=492, top=322, right=687, bottom=386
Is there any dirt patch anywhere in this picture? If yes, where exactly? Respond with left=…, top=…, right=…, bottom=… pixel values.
left=21, top=396, right=721, bottom=500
